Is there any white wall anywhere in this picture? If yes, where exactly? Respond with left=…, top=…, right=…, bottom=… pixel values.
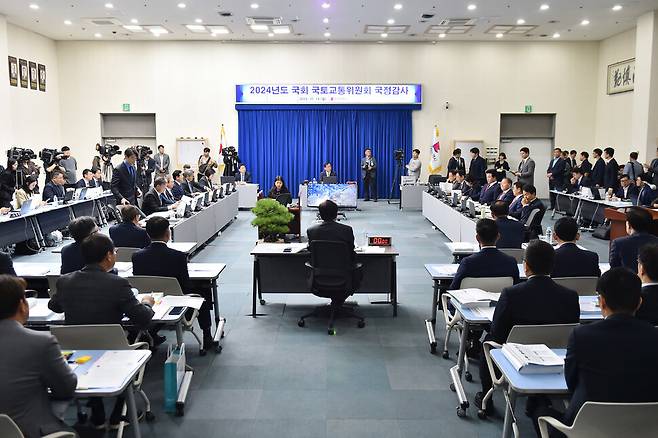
left=594, top=28, right=636, bottom=158
left=55, top=40, right=599, bottom=178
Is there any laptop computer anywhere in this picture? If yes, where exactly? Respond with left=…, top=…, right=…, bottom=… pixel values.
left=19, top=199, right=33, bottom=215
left=322, top=176, right=338, bottom=184
left=63, top=189, right=75, bottom=203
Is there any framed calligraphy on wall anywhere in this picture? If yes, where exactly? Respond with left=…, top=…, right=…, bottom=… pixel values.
left=607, top=58, right=635, bottom=95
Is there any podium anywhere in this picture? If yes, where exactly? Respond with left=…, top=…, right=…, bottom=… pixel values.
left=604, top=207, right=658, bottom=242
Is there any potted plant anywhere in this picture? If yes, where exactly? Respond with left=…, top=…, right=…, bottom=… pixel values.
left=251, top=198, right=294, bottom=242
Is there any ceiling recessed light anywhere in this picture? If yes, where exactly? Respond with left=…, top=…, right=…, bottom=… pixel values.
left=552, top=32, right=560, bottom=38
left=612, top=5, right=623, bottom=11
left=123, top=25, right=144, bottom=32
left=321, top=2, right=331, bottom=9
left=94, top=33, right=102, bottom=38
left=195, top=18, right=203, bottom=23
left=272, top=26, right=290, bottom=34
left=323, top=17, right=329, bottom=24
left=381, top=32, right=388, bottom=37
left=131, top=18, right=139, bottom=24
left=517, top=18, right=525, bottom=25
left=581, top=19, right=590, bottom=26
left=177, top=3, right=186, bottom=9
left=394, top=4, right=403, bottom=10
left=467, top=4, right=477, bottom=11
left=540, top=4, right=550, bottom=11
left=64, top=19, right=72, bottom=25
left=104, top=3, right=114, bottom=9
left=149, top=26, right=169, bottom=35
left=387, top=18, right=395, bottom=25
left=250, top=3, right=259, bottom=9
left=250, top=24, right=269, bottom=31
left=268, top=32, right=274, bottom=37
left=496, top=33, right=504, bottom=38
left=439, top=33, right=446, bottom=38
left=324, top=31, right=331, bottom=37
left=29, top=4, right=39, bottom=10
left=186, top=24, right=206, bottom=32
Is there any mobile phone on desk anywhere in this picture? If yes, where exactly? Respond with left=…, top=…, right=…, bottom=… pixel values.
left=283, top=247, right=292, bottom=253
left=169, top=306, right=185, bottom=316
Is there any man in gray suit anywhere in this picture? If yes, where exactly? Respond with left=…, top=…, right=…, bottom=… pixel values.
left=514, top=146, right=535, bottom=187
left=0, top=275, right=77, bottom=438
left=361, top=148, right=377, bottom=201
left=154, top=144, right=170, bottom=178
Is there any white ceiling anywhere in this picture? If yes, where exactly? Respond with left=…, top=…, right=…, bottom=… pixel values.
left=2, top=0, right=658, bottom=42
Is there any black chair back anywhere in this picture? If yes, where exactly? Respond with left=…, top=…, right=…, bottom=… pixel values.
left=307, top=240, right=354, bottom=296
left=428, top=175, right=446, bottom=185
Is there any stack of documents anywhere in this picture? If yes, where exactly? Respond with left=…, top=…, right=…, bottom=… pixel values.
left=449, top=288, right=500, bottom=309
left=501, top=343, right=564, bottom=375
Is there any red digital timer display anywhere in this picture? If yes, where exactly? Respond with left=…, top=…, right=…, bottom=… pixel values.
left=368, top=236, right=392, bottom=247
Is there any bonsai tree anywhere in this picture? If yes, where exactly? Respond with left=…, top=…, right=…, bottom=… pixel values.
left=251, top=198, right=294, bottom=242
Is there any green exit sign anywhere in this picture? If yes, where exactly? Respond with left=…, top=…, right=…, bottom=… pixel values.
left=122, top=103, right=131, bottom=112
left=524, top=105, right=533, bottom=113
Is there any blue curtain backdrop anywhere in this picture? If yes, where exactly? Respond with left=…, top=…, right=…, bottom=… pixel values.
left=237, top=105, right=413, bottom=199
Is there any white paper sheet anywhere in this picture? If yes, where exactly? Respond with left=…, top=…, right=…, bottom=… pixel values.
left=76, top=351, right=148, bottom=389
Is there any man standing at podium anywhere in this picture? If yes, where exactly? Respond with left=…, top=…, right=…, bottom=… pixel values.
left=361, top=148, right=377, bottom=202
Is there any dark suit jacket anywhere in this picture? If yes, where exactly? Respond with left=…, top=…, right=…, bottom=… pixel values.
left=479, top=182, right=502, bottom=205
left=568, top=176, right=592, bottom=193
left=236, top=171, right=251, bottom=183
left=636, top=284, right=658, bottom=325
left=111, top=161, right=138, bottom=204
left=591, top=158, right=605, bottom=187
left=552, top=242, right=600, bottom=278
left=109, top=222, right=151, bottom=249
left=447, top=156, right=466, bottom=173
left=450, top=247, right=520, bottom=290
left=360, top=157, right=377, bottom=178
left=172, top=181, right=185, bottom=200
left=307, top=220, right=356, bottom=263
left=496, top=189, right=515, bottom=204
left=42, top=182, right=65, bottom=202
left=132, top=242, right=190, bottom=293
left=508, top=195, right=523, bottom=214
left=547, top=157, right=567, bottom=188
left=75, top=178, right=90, bottom=189
left=580, top=160, right=592, bottom=176
left=495, top=217, right=525, bottom=249
left=319, top=171, right=337, bottom=183
left=0, top=251, right=15, bottom=276
left=635, top=185, right=655, bottom=207
left=162, top=189, right=175, bottom=205
left=464, top=183, right=482, bottom=202
left=610, top=232, right=658, bottom=272
left=141, top=188, right=168, bottom=217
left=0, top=319, right=77, bottom=438
left=468, top=156, right=487, bottom=185
left=183, top=180, right=204, bottom=196
left=488, top=276, right=580, bottom=344
left=510, top=197, right=545, bottom=225
left=564, top=314, right=658, bottom=424
left=604, top=158, right=619, bottom=190
left=49, top=264, right=154, bottom=327
left=60, top=242, right=84, bottom=274
left=615, top=184, right=639, bottom=201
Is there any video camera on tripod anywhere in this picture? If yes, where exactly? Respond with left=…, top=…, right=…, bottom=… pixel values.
left=39, top=148, right=64, bottom=165
left=7, top=147, right=37, bottom=162
left=394, top=149, right=405, bottom=162
left=134, top=145, right=152, bottom=161
left=97, top=144, right=122, bottom=159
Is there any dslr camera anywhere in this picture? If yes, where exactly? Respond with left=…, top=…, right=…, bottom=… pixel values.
left=39, top=148, right=64, bottom=165
left=7, top=147, right=37, bottom=162
left=394, top=149, right=405, bottom=161
left=97, top=144, right=122, bottom=159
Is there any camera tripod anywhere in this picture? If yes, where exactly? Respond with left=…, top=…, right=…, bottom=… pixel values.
left=387, top=157, right=404, bottom=204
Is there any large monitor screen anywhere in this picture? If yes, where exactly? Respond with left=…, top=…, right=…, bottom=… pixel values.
left=307, top=183, right=358, bottom=208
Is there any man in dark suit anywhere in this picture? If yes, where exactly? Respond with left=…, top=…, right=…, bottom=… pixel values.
left=0, top=251, right=15, bottom=276
left=452, top=170, right=467, bottom=192
left=163, top=176, right=177, bottom=204
left=613, top=174, right=638, bottom=200
left=603, top=147, right=619, bottom=191
left=0, top=276, right=77, bottom=438
left=49, top=233, right=154, bottom=428
left=132, top=216, right=217, bottom=350
left=495, top=178, right=515, bottom=204
left=75, top=168, right=95, bottom=188
left=307, top=200, right=356, bottom=262
left=450, top=218, right=520, bottom=289
left=111, top=148, right=141, bottom=205
left=109, top=205, right=151, bottom=249
left=478, top=169, right=502, bottom=205
left=182, top=170, right=204, bottom=196
left=463, top=175, right=481, bottom=202
left=42, top=170, right=66, bottom=202
left=568, top=150, right=578, bottom=169
left=567, top=167, right=591, bottom=194
left=636, top=244, right=658, bottom=325
left=468, top=147, right=487, bottom=186
left=447, top=148, right=466, bottom=174
left=551, top=217, right=600, bottom=278
left=60, top=216, right=98, bottom=274
left=142, top=177, right=180, bottom=217
left=236, top=163, right=251, bottom=183
left=610, top=206, right=658, bottom=272
left=578, top=151, right=592, bottom=176
left=171, top=170, right=185, bottom=200
left=634, top=175, right=655, bottom=207
left=491, top=201, right=525, bottom=249
left=510, top=184, right=545, bottom=238
left=476, top=240, right=580, bottom=413
left=590, top=148, right=605, bottom=187
left=508, top=181, right=524, bottom=215
left=91, top=167, right=103, bottom=188
left=534, top=268, right=658, bottom=434
left=547, top=148, right=567, bottom=210
left=319, top=162, right=337, bottom=183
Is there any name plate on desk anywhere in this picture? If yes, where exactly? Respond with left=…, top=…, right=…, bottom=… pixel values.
left=368, top=236, right=392, bottom=247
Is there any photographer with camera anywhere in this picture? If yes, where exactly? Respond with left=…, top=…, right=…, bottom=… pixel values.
left=59, top=146, right=77, bottom=184
left=94, top=143, right=121, bottom=181
left=0, top=159, right=18, bottom=209
left=40, top=148, right=65, bottom=182
left=222, top=146, right=240, bottom=177
left=111, top=148, right=141, bottom=205
left=361, top=148, right=378, bottom=202
left=198, top=147, right=218, bottom=181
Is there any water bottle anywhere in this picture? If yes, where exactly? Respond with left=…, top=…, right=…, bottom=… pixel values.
left=312, top=178, right=316, bottom=184
left=545, top=226, right=553, bottom=244
left=53, top=195, right=58, bottom=205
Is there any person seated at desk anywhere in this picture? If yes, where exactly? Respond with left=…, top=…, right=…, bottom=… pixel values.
left=61, top=216, right=98, bottom=274
left=634, top=174, right=655, bottom=207
left=567, top=167, right=591, bottom=194
left=450, top=218, right=520, bottom=289
left=636, top=244, right=658, bottom=325
left=142, top=177, right=180, bottom=217
left=49, top=233, right=155, bottom=430
left=452, top=170, right=466, bottom=192
left=182, top=169, right=204, bottom=196
left=509, top=184, right=545, bottom=238
left=609, top=206, right=658, bottom=272
left=236, top=163, right=251, bottom=183
left=307, top=200, right=358, bottom=271
left=15, top=175, right=39, bottom=209
left=476, top=240, right=580, bottom=414
left=508, top=181, right=524, bottom=214
left=491, top=201, right=524, bottom=249
left=611, top=174, right=637, bottom=201
left=478, top=169, right=502, bottom=206
left=551, top=217, right=600, bottom=278
left=268, top=175, right=290, bottom=200
left=171, top=170, right=185, bottom=200
left=91, top=166, right=103, bottom=188
left=0, top=275, right=77, bottom=438
left=163, top=176, right=177, bottom=204
left=463, top=175, right=481, bottom=202
left=198, top=168, right=214, bottom=191
left=446, top=170, right=457, bottom=185
left=319, top=161, right=337, bottom=183
left=109, top=205, right=151, bottom=249
left=495, top=178, right=514, bottom=204
left=532, top=268, right=658, bottom=436
left=42, top=170, right=66, bottom=203
left=75, top=168, right=95, bottom=189
left=132, top=216, right=216, bottom=350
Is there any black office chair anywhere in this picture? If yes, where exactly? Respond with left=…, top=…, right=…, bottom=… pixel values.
left=428, top=175, right=446, bottom=185
left=275, top=193, right=292, bottom=206
left=524, top=207, right=546, bottom=240
left=299, top=240, right=365, bottom=335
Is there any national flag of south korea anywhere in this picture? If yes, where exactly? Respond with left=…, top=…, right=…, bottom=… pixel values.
left=219, top=124, right=226, bottom=157
left=428, top=125, right=442, bottom=174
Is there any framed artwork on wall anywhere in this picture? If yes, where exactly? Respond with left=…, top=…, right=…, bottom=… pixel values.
left=607, top=58, right=635, bottom=95
left=8, top=56, right=17, bottom=87
left=38, top=64, right=46, bottom=92
left=29, top=61, right=37, bottom=90
left=19, top=59, right=28, bottom=88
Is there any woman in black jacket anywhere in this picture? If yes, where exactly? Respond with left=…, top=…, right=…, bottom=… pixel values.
left=267, top=176, right=290, bottom=199
left=0, top=159, right=18, bottom=209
